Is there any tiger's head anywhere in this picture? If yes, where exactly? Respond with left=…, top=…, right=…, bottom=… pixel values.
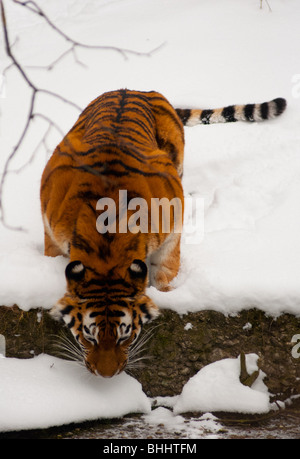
left=50, top=259, right=159, bottom=378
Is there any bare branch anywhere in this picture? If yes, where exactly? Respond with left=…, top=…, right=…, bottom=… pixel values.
left=1, top=0, right=36, bottom=90
left=0, top=0, right=83, bottom=228
left=26, top=45, right=88, bottom=71
left=12, top=0, right=165, bottom=59
left=0, top=0, right=164, bottom=229
left=260, top=0, right=272, bottom=12
left=10, top=114, right=65, bottom=175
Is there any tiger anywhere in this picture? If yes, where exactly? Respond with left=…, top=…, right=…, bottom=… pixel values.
left=40, top=89, right=286, bottom=377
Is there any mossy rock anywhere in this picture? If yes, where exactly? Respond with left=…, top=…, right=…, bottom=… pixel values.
left=1, top=305, right=300, bottom=401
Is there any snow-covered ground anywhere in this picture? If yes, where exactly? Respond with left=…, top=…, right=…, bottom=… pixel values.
left=0, top=352, right=271, bottom=433
left=0, top=0, right=299, bottom=432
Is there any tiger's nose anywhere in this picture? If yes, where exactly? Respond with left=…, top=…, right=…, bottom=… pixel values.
left=85, top=360, right=118, bottom=378
left=95, top=365, right=118, bottom=378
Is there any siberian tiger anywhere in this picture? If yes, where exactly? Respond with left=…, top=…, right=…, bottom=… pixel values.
left=40, top=89, right=286, bottom=377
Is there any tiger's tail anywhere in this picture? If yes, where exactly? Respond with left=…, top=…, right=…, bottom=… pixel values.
left=175, top=97, right=287, bottom=126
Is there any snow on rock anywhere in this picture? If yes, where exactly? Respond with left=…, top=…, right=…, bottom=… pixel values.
left=173, top=354, right=270, bottom=414
left=143, top=354, right=270, bottom=437
left=0, top=354, right=151, bottom=432
left=0, top=245, right=67, bottom=310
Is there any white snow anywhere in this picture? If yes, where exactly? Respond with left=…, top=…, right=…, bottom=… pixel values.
left=173, top=353, right=269, bottom=415
left=143, top=408, right=222, bottom=439
left=0, top=0, right=300, bottom=432
left=0, top=354, right=150, bottom=432
left=0, top=352, right=269, bottom=433
left=143, top=354, right=270, bottom=437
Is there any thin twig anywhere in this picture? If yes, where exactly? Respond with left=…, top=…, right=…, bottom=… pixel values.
left=26, top=45, right=88, bottom=71
left=260, top=0, right=272, bottom=12
left=0, top=0, right=82, bottom=228
left=0, top=0, right=164, bottom=229
left=12, top=0, right=165, bottom=60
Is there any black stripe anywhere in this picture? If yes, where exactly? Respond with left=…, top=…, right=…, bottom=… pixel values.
left=89, top=310, right=106, bottom=317
left=100, top=142, right=148, bottom=164
left=71, top=190, right=102, bottom=201
left=115, top=131, right=152, bottom=148
left=124, top=97, right=155, bottom=124
left=200, top=109, right=213, bottom=124
left=115, top=89, right=127, bottom=124
left=78, top=159, right=180, bottom=192
left=152, top=105, right=183, bottom=131
left=244, top=104, right=255, bottom=121
left=85, top=300, right=102, bottom=309
left=95, top=158, right=180, bottom=185
left=79, top=138, right=150, bottom=165
left=72, top=116, right=86, bottom=130
left=99, top=161, right=181, bottom=198
left=139, top=303, right=152, bottom=321
left=72, top=147, right=99, bottom=157
left=175, top=108, right=191, bottom=125
left=110, top=309, right=126, bottom=317
left=72, top=232, right=94, bottom=254
left=88, top=308, right=126, bottom=318
left=61, top=305, right=74, bottom=315
left=97, top=240, right=111, bottom=262
left=260, top=102, right=269, bottom=120
left=221, top=106, right=236, bottom=123
left=83, top=288, right=133, bottom=298
left=84, top=278, right=132, bottom=289
left=273, top=98, right=286, bottom=116
left=120, top=114, right=154, bottom=140
left=67, top=317, right=75, bottom=329
left=84, top=291, right=133, bottom=301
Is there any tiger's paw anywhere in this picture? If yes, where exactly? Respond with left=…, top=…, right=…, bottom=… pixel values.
left=151, top=268, right=173, bottom=292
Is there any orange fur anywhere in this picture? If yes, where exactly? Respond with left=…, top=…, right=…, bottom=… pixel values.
left=41, top=89, right=287, bottom=377
left=41, top=89, right=184, bottom=377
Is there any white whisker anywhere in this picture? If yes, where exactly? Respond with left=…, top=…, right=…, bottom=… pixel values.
left=50, top=332, right=85, bottom=364
left=127, top=324, right=160, bottom=372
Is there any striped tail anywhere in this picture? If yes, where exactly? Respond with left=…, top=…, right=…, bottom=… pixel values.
left=175, top=97, right=287, bottom=126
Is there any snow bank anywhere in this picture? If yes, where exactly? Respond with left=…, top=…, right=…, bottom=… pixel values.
left=0, top=244, right=66, bottom=310
left=0, top=354, right=151, bottom=432
left=0, top=353, right=270, bottom=432
left=173, top=354, right=270, bottom=414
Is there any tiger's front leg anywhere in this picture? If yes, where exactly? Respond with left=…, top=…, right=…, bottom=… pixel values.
left=149, top=233, right=181, bottom=292
left=44, top=231, right=66, bottom=257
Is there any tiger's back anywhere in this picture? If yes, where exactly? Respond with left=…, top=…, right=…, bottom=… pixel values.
left=41, top=89, right=185, bottom=377
left=41, top=89, right=286, bottom=377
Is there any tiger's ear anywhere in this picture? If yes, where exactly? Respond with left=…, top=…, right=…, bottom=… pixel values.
left=65, top=260, right=85, bottom=283
left=128, top=259, right=148, bottom=290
